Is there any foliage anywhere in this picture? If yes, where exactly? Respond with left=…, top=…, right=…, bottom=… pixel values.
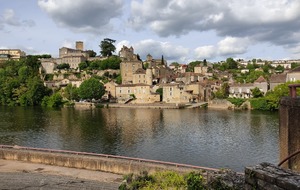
left=185, top=172, right=205, bottom=190
left=119, top=171, right=208, bottom=190
left=226, top=57, right=238, bottom=69
left=57, top=63, right=70, bottom=70
left=41, top=93, right=63, bottom=108
left=214, top=83, right=230, bottom=99
left=250, top=81, right=300, bottom=111
left=78, top=78, right=105, bottom=100
left=227, top=98, right=246, bottom=107
left=291, top=63, right=300, bottom=69
left=86, top=50, right=97, bottom=57
left=187, top=60, right=202, bottom=72
left=116, top=75, right=122, bottom=84
left=275, top=65, right=284, bottom=73
left=63, top=84, right=80, bottom=101
left=249, top=98, right=269, bottom=110
left=156, top=88, right=163, bottom=101
left=251, top=87, right=264, bottom=98
left=79, top=56, right=121, bottom=71
left=100, top=38, right=116, bottom=57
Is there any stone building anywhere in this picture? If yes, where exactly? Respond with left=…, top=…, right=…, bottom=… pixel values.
left=269, top=73, right=286, bottom=90
left=253, top=76, right=268, bottom=95
left=162, top=83, right=193, bottom=104
left=119, top=46, right=143, bottom=84
left=286, top=66, right=300, bottom=82
left=0, top=49, right=26, bottom=62
left=116, top=84, right=160, bottom=104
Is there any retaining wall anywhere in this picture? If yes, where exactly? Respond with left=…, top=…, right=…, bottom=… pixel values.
left=0, top=146, right=216, bottom=176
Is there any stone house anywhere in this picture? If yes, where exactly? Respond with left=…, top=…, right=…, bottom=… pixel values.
left=269, top=73, right=286, bottom=90
left=194, top=65, right=208, bottom=75
left=0, top=49, right=26, bottom=62
left=229, top=83, right=254, bottom=99
left=186, top=82, right=211, bottom=102
left=162, top=83, right=193, bottom=104
left=116, top=84, right=160, bottom=104
left=253, top=76, right=268, bottom=95
left=286, top=66, right=300, bottom=82
left=103, top=81, right=118, bottom=99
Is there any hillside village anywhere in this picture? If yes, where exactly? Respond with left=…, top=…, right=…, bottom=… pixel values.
left=1, top=41, right=300, bottom=107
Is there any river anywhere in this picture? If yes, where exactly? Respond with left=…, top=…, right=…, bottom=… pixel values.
left=0, top=106, right=279, bottom=172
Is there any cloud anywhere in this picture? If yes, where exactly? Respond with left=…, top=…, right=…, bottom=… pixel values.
left=195, top=37, right=250, bottom=60
left=129, top=0, right=300, bottom=57
left=38, top=0, right=123, bottom=34
left=0, top=9, right=35, bottom=29
left=116, top=39, right=189, bottom=63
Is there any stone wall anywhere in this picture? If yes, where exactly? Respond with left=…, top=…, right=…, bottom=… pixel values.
left=245, top=163, right=300, bottom=190
left=0, top=147, right=215, bottom=176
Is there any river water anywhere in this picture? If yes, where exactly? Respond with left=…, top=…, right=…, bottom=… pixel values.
left=0, top=106, right=279, bottom=172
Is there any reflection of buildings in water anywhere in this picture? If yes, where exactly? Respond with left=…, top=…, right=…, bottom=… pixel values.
left=102, top=108, right=163, bottom=147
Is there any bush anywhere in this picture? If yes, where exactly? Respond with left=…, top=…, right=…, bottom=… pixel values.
left=227, top=98, right=246, bottom=107
left=249, top=98, right=269, bottom=110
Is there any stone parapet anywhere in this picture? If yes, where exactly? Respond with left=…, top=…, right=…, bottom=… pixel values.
left=245, top=163, right=300, bottom=190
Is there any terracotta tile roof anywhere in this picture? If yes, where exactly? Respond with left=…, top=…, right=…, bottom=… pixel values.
left=269, top=74, right=286, bottom=83
left=255, top=76, right=267, bottom=83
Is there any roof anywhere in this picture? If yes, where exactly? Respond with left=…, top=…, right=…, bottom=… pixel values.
left=254, top=76, right=267, bottom=83
left=289, top=66, right=300, bottom=73
left=269, top=74, right=286, bottom=83
left=116, top=83, right=150, bottom=87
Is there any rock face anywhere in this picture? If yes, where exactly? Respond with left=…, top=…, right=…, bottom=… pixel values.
left=245, top=162, right=300, bottom=190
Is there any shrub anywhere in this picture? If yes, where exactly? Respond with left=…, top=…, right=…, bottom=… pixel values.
left=227, top=98, right=246, bottom=107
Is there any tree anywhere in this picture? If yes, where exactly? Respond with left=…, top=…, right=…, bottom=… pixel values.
left=187, top=61, right=202, bottom=72
left=86, top=50, right=96, bottom=57
left=57, top=63, right=70, bottom=70
left=251, top=87, right=264, bottom=98
left=203, top=59, right=207, bottom=66
left=156, top=88, right=163, bottom=101
left=100, top=38, right=116, bottom=57
left=63, top=84, right=79, bottom=101
left=78, top=78, right=105, bottom=100
left=226, top=58, right=238, bottom=69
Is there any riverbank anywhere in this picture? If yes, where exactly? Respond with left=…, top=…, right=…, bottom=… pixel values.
left=75, top=102, right=210, bottom=109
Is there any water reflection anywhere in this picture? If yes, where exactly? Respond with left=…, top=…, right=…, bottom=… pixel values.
left=0, top=106, right=279, bottom=172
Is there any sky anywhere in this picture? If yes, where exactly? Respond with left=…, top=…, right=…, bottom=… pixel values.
left=1, top=0, right=300, bottom=64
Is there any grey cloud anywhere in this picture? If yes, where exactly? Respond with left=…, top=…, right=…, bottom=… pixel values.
left=0, top=9, right=35, bottom=29
left=129, top=0, right=300, bottom=55
left=38, top=0, right=123, bottom=34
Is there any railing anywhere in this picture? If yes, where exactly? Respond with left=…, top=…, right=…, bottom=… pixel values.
left=0, top=145, right=219, bottom=172
left=278, top=84, right=300, bottom=167
left=289, top=84, right=300, bottom=98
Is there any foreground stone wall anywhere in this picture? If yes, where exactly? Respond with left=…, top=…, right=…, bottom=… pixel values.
left=0, top=147, right=214, bottom=176
left=245, top=163, right=300, bottom=190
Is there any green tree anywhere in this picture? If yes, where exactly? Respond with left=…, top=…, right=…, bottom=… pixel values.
left=63, top=84, right=79, bottom=101
left=86, top=50, right=96, bottom=57
left=78, top=78, right=105, bottom=100
left=42, top=93, right=63, bottom=108
left=187, top=61, right=202, bottom=72
left=226, top=57, right=238, bottom=69
left=100, top=38, right=116, bottom=57
left=156, top=88, right=163, bottom=101
left=251, top=87, right=264, bottom=98
left=203, top=59, right=207, bottom=66
left=57, top=63, right=70, bottom=70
